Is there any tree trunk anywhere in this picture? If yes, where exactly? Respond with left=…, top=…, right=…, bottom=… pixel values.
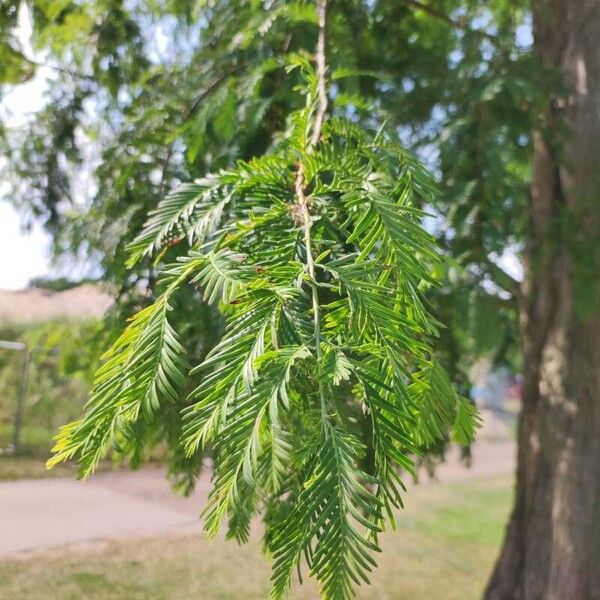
left=485, top=1, right=600, bottom=598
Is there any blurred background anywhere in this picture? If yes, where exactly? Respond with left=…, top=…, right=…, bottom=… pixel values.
left=1, top=0, right=596, bottom=598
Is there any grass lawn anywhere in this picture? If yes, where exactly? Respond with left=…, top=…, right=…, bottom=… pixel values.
left=0, top=455, right=76, bottom=480
left=0, top=422, right=60, bottom=480
left=0, top=423, right=76, bottom=481
left=0, top=477, right=512, bottom=599
left=0, top=424, right=139, bottom=481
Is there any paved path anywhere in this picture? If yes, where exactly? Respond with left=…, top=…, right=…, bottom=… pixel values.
left=0, top=440, right=515, bottom=559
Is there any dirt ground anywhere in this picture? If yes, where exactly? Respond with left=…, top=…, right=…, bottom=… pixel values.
left=0, top=284, right=112, bottom=323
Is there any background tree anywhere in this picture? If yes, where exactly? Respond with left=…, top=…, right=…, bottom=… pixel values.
left=2, top=0, right=599, bottom=597
left=485, top=1, right=600, bottom=597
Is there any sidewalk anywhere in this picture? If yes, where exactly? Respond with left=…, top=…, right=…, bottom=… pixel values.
left=0, top=440, right=515, bottom=558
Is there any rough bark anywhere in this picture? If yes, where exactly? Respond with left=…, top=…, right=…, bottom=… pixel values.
left=485, top=1, right=600, bottom=599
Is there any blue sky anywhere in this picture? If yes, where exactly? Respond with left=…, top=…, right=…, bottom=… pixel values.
left=1, top=74, right=56, bottom=288
left=0, top=5, right=176, bottom=289
left=0, top=201, right=52, bottom=289
left=0, top=5, right=53, bottom=289
left=0, top=5, right=529, bottom=290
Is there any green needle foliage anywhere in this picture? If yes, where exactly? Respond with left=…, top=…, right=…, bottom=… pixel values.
left=49, top=50, right=478, bottom=600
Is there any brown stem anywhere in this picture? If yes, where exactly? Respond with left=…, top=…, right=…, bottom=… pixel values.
left=294, top=0, right=329, bottom=420
left=310, top=0, right=329, bottom=147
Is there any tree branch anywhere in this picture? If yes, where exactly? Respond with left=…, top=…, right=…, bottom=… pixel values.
left=184, top=64, right=244, bottom=121
left=159, top=64, right=244, bottom=193
left=400, top=0, right=497, bottom=44
left=310, top=0, right=329, bottom=147
left=23, top=56, right=95, bottom=82
left=402, top=0, right=461, bottom=28
left=295, top=0, right=329, bottom=421
left=482, top=255, right=523, bottom=302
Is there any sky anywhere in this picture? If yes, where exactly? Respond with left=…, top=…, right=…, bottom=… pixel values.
left=1, top=70, right=56, bottom=289
left=0, top=5, right=172, bottom=290
left=0, top=6, right=528, bottom=291
left=0, top=5, right=54, bottom=290
left=0, top=201, right=52, bottom=289
left=1, top=87, right=55, bottom=290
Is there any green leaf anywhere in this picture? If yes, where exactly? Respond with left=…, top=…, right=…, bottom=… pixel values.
left=48, top=295, right=188, bottom=477
left=200, top=345, right=310, bottom=540
left=270, top=427, right=382, bottom=600
left=126, top=176, right=229, bottom=267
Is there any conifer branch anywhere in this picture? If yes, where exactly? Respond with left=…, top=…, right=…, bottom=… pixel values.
left=48, top=1, right=479, bottom=594
left=22, top=55, right=95, bottom=81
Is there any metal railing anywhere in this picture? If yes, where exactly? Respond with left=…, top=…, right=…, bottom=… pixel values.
left=0, top=340, right=30, bottom=454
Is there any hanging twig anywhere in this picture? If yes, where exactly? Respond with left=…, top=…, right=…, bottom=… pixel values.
left=310, top=0, right=329, bottom=147
left=294, top=0, right=329, bottom=421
